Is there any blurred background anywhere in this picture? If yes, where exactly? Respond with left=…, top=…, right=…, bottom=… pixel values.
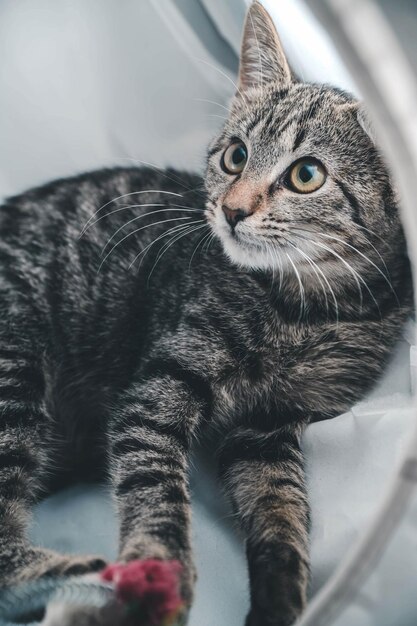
left=0, top=0, right=357, bottom=197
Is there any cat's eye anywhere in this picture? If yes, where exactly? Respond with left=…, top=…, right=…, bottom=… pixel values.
left=221, top=141, right=248, bottom=175
left=285, top=158, right=326, bottom=193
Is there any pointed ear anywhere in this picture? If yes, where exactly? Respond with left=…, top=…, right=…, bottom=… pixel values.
left=356, top=106, right=377, bottom=144
left=238, top=1, right=292, bottom=92
left=341, top=101, right=378, bottom=144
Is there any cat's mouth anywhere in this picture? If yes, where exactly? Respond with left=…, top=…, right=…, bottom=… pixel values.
left=230, top=227, right=290, bottom=250
left=204, top=201, right=328, bottom=272
left=208, top=209, right=307, bottom=271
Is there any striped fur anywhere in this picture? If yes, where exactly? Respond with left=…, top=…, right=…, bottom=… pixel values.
left=0, top=2, right=413, bottom=625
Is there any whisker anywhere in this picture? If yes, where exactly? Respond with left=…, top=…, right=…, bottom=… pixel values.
left=287, top=240, right=340, bottom=327
left=355, top=223, right=392, bottom=249
left=306, top=254, right=339, bottom=325
left=188, top=230, right=212, bottom=271
left=83, top=204, right=204, bottom=236
left=287, top=242, right=329, bottom=316
left=79, top=190, right=182, bottom=238
left=308, top=239, right=382, bottom=317
left=150, top=222, right=207, bottom=271
left=130, top=222, right=201, bottom=271
left=286, top=253, right=305, bottom=322
left=171, top=204, right=204, bottom=212
left=206, top=114, right=228, bottom=121
left=290, top=222, right=392, bottom=274
left=98, top=216, right=194, bottom=271
left=118, top=157, right=205, bottom=197
left=88, top=203, right=165, bottom=236
left=100, top=208, right=203, bottom=255
left=351, top=232, right=391, bottom=277
left=202, top=231, right=216, bottom=254
left=272, top=247, right=284, bottom=292
left=196, top=57, right=251, bottom=116
left=308, top=238, right=364, bottom=309
left=268, top=247, right=277, bottom=294
left=193, top=98, right=233, bottom=114
left=147, top=223, right=208, bottom=284
left=290, top=227, right=386, bottom=315
left=319, top=233, right=399, bottom=306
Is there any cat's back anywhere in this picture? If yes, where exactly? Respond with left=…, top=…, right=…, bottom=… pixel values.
left=1, top=166, right=201, bottom=231
left=0, top=164, right=209, bottom=397
left=0, top=165, right=204, bottom=278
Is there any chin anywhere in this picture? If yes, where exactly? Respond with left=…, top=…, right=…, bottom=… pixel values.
left=213, top=223, right=289, bottom=272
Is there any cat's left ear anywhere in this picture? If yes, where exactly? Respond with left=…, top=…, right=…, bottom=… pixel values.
left=356, top=106, right=377, bottom=144
left=238, top=1, right=292, bottom=93
left=343, top=102, right=378, bottom=144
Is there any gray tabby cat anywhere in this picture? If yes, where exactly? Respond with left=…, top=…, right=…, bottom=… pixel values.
left=0, top=2, right=412, bottom=625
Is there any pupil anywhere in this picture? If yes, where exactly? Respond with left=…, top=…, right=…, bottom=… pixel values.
left=299, top=164, right=314, bottom=183
left=232, top=146, right=246, bottom=165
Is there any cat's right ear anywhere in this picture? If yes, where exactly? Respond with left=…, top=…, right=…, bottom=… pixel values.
left=238, top=1, right=292, bottom=93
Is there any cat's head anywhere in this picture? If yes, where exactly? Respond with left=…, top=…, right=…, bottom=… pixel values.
left=205, top=1, right=402, bottom=286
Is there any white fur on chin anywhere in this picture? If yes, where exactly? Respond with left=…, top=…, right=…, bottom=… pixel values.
left=211, top=218, right=320, bottom=273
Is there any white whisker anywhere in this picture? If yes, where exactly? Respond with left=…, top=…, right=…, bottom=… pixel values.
left=196, top=58, right=251, bottom=116
left=267, top=247, right=276, bottom=293
left=309, top=239, right=382, bottom=317
left=98, top=216, right=194, bottom=271
left=202, top=231, right=216, bottom=254
left=206, top=114, right=229, bottom=121
left=79, top=190, right=182, bottom=238
left=147, top=223, right=208, bottom=284
left=288, top=243, right=329, bottom=316
left=353, top=233, right=391, bottom=276
left=193, top=98, right=233, bottom=114
left=355, top=223, right=392, bottom=249
left=291, top=224, right=392, bottom=280
left=188, top=230, right=212, bottom=271
left=130, top=222, right=201, bottom=271
left=83, top=204, right=203, bottom=236
left=286, top=253, right=305, bottom=322
left=319, top=233, right=399, bottom=305
left=272, top=247, right=283, bottom=292
left=89, top=203, right=165, bottom=237
left=100, top=208, right=203, bottom=255
left=118, top=157, right=205, bottom=196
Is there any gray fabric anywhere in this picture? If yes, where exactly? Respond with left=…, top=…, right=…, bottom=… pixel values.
left=30, top=337, right=413, bottom=625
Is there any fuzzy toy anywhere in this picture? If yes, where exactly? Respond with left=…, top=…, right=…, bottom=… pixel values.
left=0, top=560, right=185, bottom=626
left=100, top=560, right=184, bottom=625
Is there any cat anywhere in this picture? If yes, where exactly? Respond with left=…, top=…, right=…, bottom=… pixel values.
left=0, top=2, right=412, bottom=625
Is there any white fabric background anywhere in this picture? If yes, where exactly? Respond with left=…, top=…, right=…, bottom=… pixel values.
left=0, top=1, right=414, bottom=624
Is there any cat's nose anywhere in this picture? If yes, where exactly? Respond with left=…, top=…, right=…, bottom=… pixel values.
left=222, top=205, right=253, bottom=228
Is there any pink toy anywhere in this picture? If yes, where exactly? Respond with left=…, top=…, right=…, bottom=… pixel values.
left=100, top=560, right=184, bottom=626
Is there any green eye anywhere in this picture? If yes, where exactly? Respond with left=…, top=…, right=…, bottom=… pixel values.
left=286, top=158, right=326, bottom=193
left=221, top=141, right=248, bottom=174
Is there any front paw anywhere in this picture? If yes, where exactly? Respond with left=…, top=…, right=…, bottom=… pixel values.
left=120, top=541, right=196, bottom=606
left=42, top=560, right=188, bottom=626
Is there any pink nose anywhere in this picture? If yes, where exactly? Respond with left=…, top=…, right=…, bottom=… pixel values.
left=222, top=205, right=253, bottom=228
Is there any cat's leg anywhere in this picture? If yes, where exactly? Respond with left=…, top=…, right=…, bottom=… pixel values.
left=108, top=374, right=206, bottom=606
left=0, top=344, right=106, bottom=587
left=218, top=421, right=309, bottom=626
